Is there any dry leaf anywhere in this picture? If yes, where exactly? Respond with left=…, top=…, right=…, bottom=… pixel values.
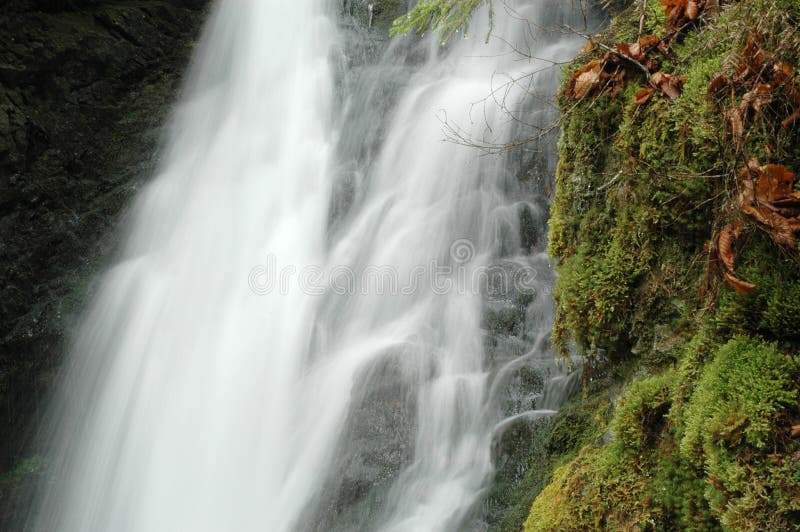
left=707, top=73, right=730, bottom=97
left=783, top=109, right=800, bottom=128
left=772, top=194, right=800, bottom=208
left=718, top=223, right=740, bottom=272
left=652, top=71, right=686, bottom=100
left=738, top=163, right=800, bottom=247
left=725, top=108, right=745, bottom=141
left=723, top=271, right=757, bottom=294
left=774, top=62, right=795, bottom=85
left=792, top=425, right=800, bottom=438
left=660, top=0, right=687, bottom=18
left=736, top=35, right=765, bottom=81
left=617, top=34, right=662, bottom=62
left=741, top=202, right=800, bottom=247
left=661, top=0, right=704, bottom=32
left=755, top=164, right=796, bottom=203
left=568, top=60, right=603, bottom=100
left=740, top=83, right=774, bottom=115
left=686, top=0, right=700, bottom=20
left=633, top=87, right=656, bottom=105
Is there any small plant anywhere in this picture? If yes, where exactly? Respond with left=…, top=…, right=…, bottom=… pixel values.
left=389, top=0, right=493, bottom=43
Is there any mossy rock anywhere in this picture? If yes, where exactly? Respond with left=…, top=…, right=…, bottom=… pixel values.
left=529, top=0, right=800, bottom=529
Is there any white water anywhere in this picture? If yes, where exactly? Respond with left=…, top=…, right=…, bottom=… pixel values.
left=32, top=1, right=591, bottom=531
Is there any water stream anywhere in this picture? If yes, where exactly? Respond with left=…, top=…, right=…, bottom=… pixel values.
left=31, top=1, right=597, bottom=530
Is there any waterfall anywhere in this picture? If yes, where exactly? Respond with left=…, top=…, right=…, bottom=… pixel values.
left=31, top=1, right=596, bottom=530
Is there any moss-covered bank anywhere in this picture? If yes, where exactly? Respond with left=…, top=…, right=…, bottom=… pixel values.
left=526, top=0, right=800, bottom=529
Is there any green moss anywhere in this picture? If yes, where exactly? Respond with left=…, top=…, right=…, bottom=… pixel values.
left=524, top=444, right=658, bottom=531
left=713, top=233, right=800, bottom=341
left=611, top=372, right=673, bottom=455
left=528, top=0, right=800, bottom=529
left=680, top=336, right=800, bottom=528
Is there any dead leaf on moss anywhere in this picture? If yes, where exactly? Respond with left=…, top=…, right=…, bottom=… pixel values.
left=792, top=425, right=800, bottom=438
left=569, top=60, right=604, bottom=100
left=651, top=71, right=686, bottom=100
left=716, top=223, right=755, bottom=293
left=616, top=35, right=661, bottom=63
left=735, top=35, right=766, bottom=82
left=725, top=108, right=745, bottom=142
left=737, top=163, right=800, bottom=247
left=566, top=54, right=630, bottom=101
left=661, top=0, right=705, bottom=33
left=771, top=193, right=800, bottom=208
left=774, top=62, right=795, bottom=85
left=718, top=223, right=740, bottom=272
left=755, top=164, right=796, bottom=203
left=707, top=73, right=731, bottom=98
left=723, top=271, right=757, bottom=294
left=661, top=0, right=688, bottom=19
left=633, top=87, right=656, bottom=105
left=740, top=83, right=774, bottom=115
left=686, top=0, right=700, bottom=20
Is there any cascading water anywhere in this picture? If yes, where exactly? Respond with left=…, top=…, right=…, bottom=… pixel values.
left=30, top=1, right=598, bottom=531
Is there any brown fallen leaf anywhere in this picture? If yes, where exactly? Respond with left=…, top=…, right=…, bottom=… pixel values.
left=686, top=0, right=700, bottom=20
left=736, top=35, right=766, bottom=81
left=633, top=87, right=656, bottom=105
left=774, top=62, right=795, bottom=85
left=738, top=164, right=800, bottom=247
left=772, top=193, right=800, bottom=208
left=725, top=108, right=745, bottom=141
left=755, top=164, right=796, bottom=203
left=707, top=73, right=731, bottom=98
left=783, top=108, right=800, bottom=128
left=661, top=0, right=705, bottom=33
left=740, top=83, right=774, bottom=115
left=616, top=35, right=662, bottom=63
left=652, top=71, right=686, bottom=100
left=661, top=0, right=688, bottom=19
left=792, top=425, right=800, bottom=438
left=568, top=60, right=603, bottom=100
left=723, top=271, right=757, bottom=294
left=718, top=223, right=741, bottom=272
left=741, top=202, right=800, bottom=247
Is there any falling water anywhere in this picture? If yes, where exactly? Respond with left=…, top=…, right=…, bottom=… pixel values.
left=31, top=1, right=598, bottom=531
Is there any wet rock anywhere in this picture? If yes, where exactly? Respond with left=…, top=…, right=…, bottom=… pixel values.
left=0, top=0, right=210, bottom=524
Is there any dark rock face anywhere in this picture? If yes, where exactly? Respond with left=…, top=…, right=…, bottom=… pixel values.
left=0, top=0, right=209, bottom=490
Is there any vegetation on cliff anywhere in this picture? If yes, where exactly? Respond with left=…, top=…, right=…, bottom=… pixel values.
left=532, top=0, right=800, bottom=529
left=395, top=0, right=800, bottom=529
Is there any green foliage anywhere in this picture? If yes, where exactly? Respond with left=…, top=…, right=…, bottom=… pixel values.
left=524, top=444, right=659, bottom=531
left=713, top=233, right=800, bottom=341
left=389, top=0, right=492, bottom=43
left=611, top=372, right=673, bottom=455
left=683, top=336, right=798, bottom=452
left=680, top=336, right=800, bottom=528
left=529, top=0, right=800, bottom=529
